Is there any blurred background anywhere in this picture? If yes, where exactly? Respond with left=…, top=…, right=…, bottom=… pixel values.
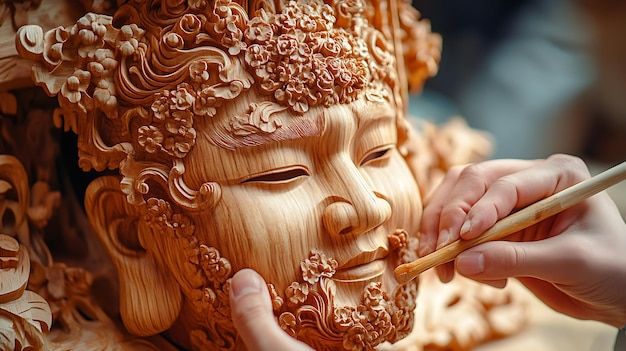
left=408, top=0, right=626, bottom=215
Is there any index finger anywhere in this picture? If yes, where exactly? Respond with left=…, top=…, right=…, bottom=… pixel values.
left=460, top=154, right=591, bottom=240
left=420, top=159, right=538, bottom=257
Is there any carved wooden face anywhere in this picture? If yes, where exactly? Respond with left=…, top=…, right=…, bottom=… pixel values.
left=190, top=96, right=420, bottom=295
left=171, top=91, right=424, bottom=348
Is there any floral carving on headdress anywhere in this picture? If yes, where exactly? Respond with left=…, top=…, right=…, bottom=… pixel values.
left=242, top=1, right=386, bottom=114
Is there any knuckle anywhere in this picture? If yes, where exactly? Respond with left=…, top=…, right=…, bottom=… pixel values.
left=231, top=298, right=270, bottom=326
left=440, top=201, right=470, bottom=221
left=459, top=162, right=486, bottom=180
left=548, top=154, right=590, bottom=182
left=503, top=244, right=526, bottom=273
left=447, top=164, right=466, bottom=178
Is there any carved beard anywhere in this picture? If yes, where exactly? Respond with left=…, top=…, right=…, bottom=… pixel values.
left=276, top=230, right=419, bottom=351
left=186, top=230, right=418, bottom=351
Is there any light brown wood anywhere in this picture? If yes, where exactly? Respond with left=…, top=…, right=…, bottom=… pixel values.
left=1, top=0, right=527, bottom=350
left=395, top=160, right=626, bottom=284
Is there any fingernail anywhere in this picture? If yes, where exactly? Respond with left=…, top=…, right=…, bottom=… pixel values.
left=437, top=265, right=454, bottom=283
left=436, top=229, right=451, bottom=250
left=460, top=220, right=471, bottom=237
left=231, top=269, right=262, bottom=299
left=457, top=252, right=484, bottom=276
left=418, top=240, right=433, bottom=257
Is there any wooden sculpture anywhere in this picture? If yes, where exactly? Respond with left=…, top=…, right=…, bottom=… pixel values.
left=0, top=0, right=526, bottom=350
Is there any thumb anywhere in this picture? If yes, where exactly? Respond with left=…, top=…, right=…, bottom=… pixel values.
left=455, top=238, right=580, bottom=283
left=229, top=269, right=313, bottom=351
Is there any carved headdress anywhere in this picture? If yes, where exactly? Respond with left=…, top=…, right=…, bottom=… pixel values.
left=17, top=0, right=440, bottom=209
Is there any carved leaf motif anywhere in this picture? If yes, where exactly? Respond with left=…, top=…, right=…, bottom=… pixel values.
left=0, top=234, right=51, bottom=351
left=0, top=291, right=52, bottom=334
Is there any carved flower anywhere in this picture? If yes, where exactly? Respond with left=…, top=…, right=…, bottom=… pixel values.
left=276, top=34, right=298, bottom=56
left=144, top=198, right=172, bottom=225
left=188, top=0, right=208, bottom=10
left=321, top=36, right=342, bottom=57
left=286, top=282, right=309, bottom=306
left=301, top=250, right=338, bottom=285
left=316, top=69, right=335, bottom=99
left=194, top=88, right=218, bottom=117
left=216, top=14, right=246, bottom=56
left=171, top=213, right=195, bottom=237
left=298, top=13, right=318, bottom=32
left=74, top=13, right=106, bottom=42
left=388, top=229, right=408, bottom=251
left=245, top=44, right=269, bottom=68
left=278, top=312, right=297, bottom=337
left=246, top=16, right=273, bottom=42
left=334, top=306, right=357, bottom=328
left=278, top=5, right=299, bottom=30
left=344, top=324, right=368, bottom=351
left=93, top=87, right=118, bottom=115
left=202, top=287, right=217, bottom=307
left=116, top=24, right=145, bottom=57
left=73, top=13, right=108, bottom=58
left=363, top=282, right=387, bottom=311
left=189, top=60, right=211, bottom=83
left=200, top=245, right=232, bottom=283
left=163, top=137, right=192, bottom=158
left=166, top=110, right=194, bottom=136
left=137, top=125, right=164, bottom=153
left=200, top=245, right=220, bottom=266
left=151, top=92, right=171, bottom=121
left=294, top=42, right=312, bottom=63
left=173, top=84, right=196, bottom=110
left=283, top=80, right=308, bottom=113
left=60, top=70, right=91, bottom=104
left=87, top=48, right=118, bottom=77
left=267, top=283, right=284, bottom=311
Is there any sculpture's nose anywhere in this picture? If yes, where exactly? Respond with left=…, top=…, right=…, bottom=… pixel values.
left=323, top=196, right=391, bottom=236
left=322, top=161, right=392, bottom=236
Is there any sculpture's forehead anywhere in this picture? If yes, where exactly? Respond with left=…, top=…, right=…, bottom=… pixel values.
left=205, top=97, right=397, bottom=150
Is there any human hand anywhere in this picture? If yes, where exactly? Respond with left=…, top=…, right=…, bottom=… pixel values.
left=230, top=268, right=314, bottom=350
left=418, top=154, right=626, bottom=327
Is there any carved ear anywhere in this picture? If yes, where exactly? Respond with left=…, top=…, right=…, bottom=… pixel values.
left=84, top=176, right=182, bottom=336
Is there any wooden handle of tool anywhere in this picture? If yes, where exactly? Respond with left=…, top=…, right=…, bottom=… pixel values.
left=394, top=160, right=626, bottom=284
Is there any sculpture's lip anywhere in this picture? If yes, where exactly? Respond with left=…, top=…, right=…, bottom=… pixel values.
left=333, top=247, right=388, bottom=282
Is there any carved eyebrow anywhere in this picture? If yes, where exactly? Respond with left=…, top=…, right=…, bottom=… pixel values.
left=353, top=102, right=396, bottom=129
left=209, top=111, right=326, bottom=149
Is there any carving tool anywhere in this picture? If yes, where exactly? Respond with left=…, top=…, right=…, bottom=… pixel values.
left=394, top=160, right=626, bottom=284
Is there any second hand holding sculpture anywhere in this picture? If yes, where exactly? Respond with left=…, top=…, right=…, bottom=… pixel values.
left=395, top=160, right=626, bottom=284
